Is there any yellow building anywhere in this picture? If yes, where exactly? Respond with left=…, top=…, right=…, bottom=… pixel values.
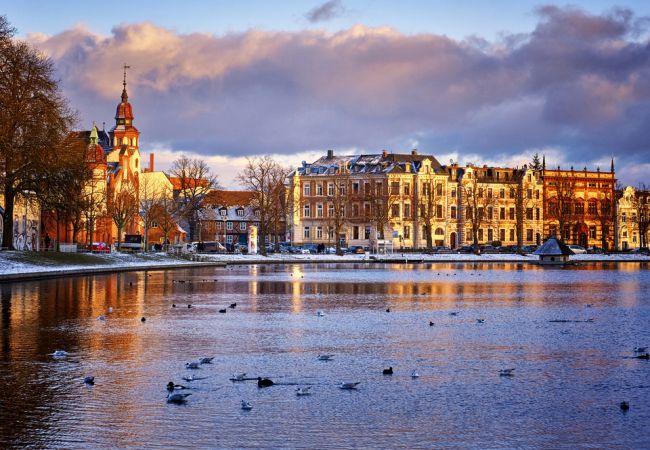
left=617, top=186, right=650, bottom=250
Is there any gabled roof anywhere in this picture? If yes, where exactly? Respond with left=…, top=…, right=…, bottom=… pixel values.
left=169, top=177, right=211, bottom=191
left=534, top=237, right=574, bottom=256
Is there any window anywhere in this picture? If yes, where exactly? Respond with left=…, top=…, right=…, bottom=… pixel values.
left=328, top=204, right=334, bottom=217
left=391, top=182, right=400, bottom=195
left=478, top=229, right=484, bottom=241
left=500, top=207, right=505, bottom=220
left=509, top=188, right=515, bottom=199
left=352, top=203, right=360, bottom=217
left=509, top=229, right=515, bottom=241
left=488, top=229, right=493, bottom=242
left=226, top=235, right=233, bottom=244
left=339, top=183, right=347, bottom=195
left=220, top=209, right=227, bottom=216
left=327, top=183, right=334, bottom=196
left=435, top=227, right=444, bottom=235
left=451, top=188, right=457, bottom=198
left=588, top=201, right=597, bottom=215
left=535, top=190, right=540, bottom=200
left=353, top=226, right=360, bottom=240
left=466, top=207, right=473, bottom=219
left=499, top=188, right=505, bottom=199
left=304, top=227, right=311, bottom=239
left=500, top=229, right=506, bottom=241
left=404, top=204, right=411, bottom=218
left=549, top=225, right=557, bottom=237
left=509, top=207, right=515, bottom=220
left=216, top=222, right=222, bottom=230
left=436, top=204, right=443, bottom=218
left=622, top=212, right=627, bottom=223
left=478, top=207, right=484, bottom=220
left=404, top=183, right=410, bottom=196
left=526, top=228, right=533, bottom=241
left=478, top=188, right=484, bottom=198
left=436, top=184, right=443, bottom=196
left=236, top=208, right=244, bottom=217
left=317, top=204, right=323, bottom=217
left=526, top=208, right=533, bottom=220
left=352, top=182, right=359, bottom=194
left=316, top=226, right=323, bottom=239
left=240, top=222, right=246, bottom=231
left=451, top=206, right=457, bottom=219
left=391, top=204, right=400, bottom=218
left=487, top=188, right=493, bottom=198
left=364, top=182, right=370, bottom=195
left=316, top=183, right=323, bottom=196
left=303, top=204, right=311, bottom=217
left=487, top=207, right=493, bottom=220
left=404, top=226, right=411, bottom=239
left=536, top=208, right=540, bottom=220
left=328, top=227, right=334, bottom=240
left=575, top=202, right=584, bottom=215
left=226, top=222, right=233, bottom=231
left=589, top=226, right=596, bottom=239
left=365, top=226, right=371, bottom=239
left=527, top=188, right=533, bottom=199
left=303, top=183, right=311, bottom=196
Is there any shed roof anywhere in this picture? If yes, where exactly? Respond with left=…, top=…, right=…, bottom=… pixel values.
left=533, top=237, right=574, bottom=256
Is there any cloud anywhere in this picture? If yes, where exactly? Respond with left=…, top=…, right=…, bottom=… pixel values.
left=25, top=6, right=650, bottom=187
left=305, top=0, right=345, bottom=23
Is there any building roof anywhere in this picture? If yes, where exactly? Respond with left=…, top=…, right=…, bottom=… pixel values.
left=534, top=237, right=574, bottom=256
left=169, top=177, right=211, bottom=191
left=203, top=190, right=255, bottom=207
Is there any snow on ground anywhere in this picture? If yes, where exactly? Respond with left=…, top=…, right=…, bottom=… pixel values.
left=1, top=250, right=648, bottom=279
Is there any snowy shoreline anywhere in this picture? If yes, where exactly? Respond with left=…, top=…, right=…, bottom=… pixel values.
left=0, top=250, right=648, bottom=282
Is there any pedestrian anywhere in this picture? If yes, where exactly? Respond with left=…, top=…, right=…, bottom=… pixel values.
left=44, top=233, right=51, bottom=251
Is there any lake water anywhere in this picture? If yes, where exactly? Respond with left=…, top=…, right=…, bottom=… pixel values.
left=1, top=262, right=649, bottom=449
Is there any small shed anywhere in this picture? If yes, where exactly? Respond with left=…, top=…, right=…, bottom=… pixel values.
left=534, top=237, right=574, bottom=264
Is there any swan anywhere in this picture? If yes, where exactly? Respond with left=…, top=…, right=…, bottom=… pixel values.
left=339, top=382, right=360, bottom=390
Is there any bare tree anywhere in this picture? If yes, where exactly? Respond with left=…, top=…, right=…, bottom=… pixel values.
left=633, top=185, right=650, bottom=249
left=267, top=165, right=291, bottom=251
left=592, top=187, right=615, bottom=250
left=363, top=177, right=397, bottom=248
left=236, top=156, right=289, bottom=256
left=462, top=179, right=497, bottom=252
left=139, top=175, right=165, bottom=252
left=169, top=155, right=219, bottom=242
left=109, top=179, right=138, bottom=251
left=0, top=17, right=76, bottom=248
left=156, top=186, right=181, bottom=251
left=545, top=172, right=577, bottom=242
left=415, top=179, right=442, bottom=250
left=325, top=163, right=352, bottom=255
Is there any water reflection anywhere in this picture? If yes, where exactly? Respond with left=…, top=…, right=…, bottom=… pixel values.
left=0, top=262, right=649, bottom=448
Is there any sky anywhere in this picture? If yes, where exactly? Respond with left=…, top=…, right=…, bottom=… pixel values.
left=4, top=1, right=650, bottom=188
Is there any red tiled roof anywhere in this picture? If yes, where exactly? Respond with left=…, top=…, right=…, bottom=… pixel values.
left=169, top=177, right=211, bottom=191
left=203, top=189, right=255, bottom=207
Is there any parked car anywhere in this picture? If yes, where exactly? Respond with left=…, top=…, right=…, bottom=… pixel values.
left=480, top=245, right=499, bottom=254
left=456, top=244, right=479, bottom=254
left=197, top=241, right=227, bottom=253
left=521, top=245, right=538, bottom=254
left=303, top=243, right=319, bottom=254
left=91, top=242, right=110, bottom=253
left=587, top=246, right=604, bottom=254
left=568, top=245, right=587, bottom=254
left=348, top=245, right=366, bottom=254
left=433, top=246, right=453, bottom=254
left=630, top=247, right=650, bottom=255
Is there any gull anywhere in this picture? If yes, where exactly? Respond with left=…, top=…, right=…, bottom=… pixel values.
left=185, top=361, right=201, bottom=369
left=411, top=370, right=420, bottom=378
left=317, top=354, right=334, bottom=361
left=634, top=346, right=648, bottom=353
left=499, top=368, right=515, bottom=377
left=182, top=375, right=207, bottom=382
left=241, top=400, right=253, bottom=410
left=476, top=319, right=485, bottom=323
left=167, top=392, right=191, bottom=404
left=199, top=357, right=214, bottom=364
left=230, top=373, right=247, bottom=382
left=84, top=376, right=95, bottom=385
left=51, top=350, right=69, bottom=357
left=317, top=311, right=325, bottom=317
left=296, top=387, right=312, bottom=396
left=339, top=382, right=360, bottom=390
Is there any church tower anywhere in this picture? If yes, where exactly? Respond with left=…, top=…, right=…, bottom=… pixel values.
left=108, top=65, right=141, bottom=174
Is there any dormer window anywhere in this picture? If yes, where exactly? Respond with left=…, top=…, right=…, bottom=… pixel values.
left=220, top=209, right=227, bottom=216
left=236, top=208, right=244, bottom=217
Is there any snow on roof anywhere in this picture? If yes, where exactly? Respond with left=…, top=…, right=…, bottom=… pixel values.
left=534, top=237, right=574, bottom=256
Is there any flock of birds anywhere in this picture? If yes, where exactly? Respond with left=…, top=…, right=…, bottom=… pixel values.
left=48, top=273, right=649, bottom=414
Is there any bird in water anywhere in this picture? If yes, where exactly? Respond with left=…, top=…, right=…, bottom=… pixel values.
left=219, top=309, right=227, bottom=313
left=383, top=367, right=393, bottom=375
left=230, top=373, right=247, bottom=381
left=429, top=321, right=435, bottom=326
left=187, top=304, right=192, bottom=309
left=51, top=350, right=69, bottom=358
left=185, top=361, right=201, bottom=369
left=635, top=353, right=650, bottom=360
left=449, top=312, right=458, bottom=316
left=499, top=368, right=515, bottom=377
left=296, top=387, right=312, bottom=396
left=167, top=381, right=188, bottom=392
left=339, top=382, right=360, bottom=390
left=172, top=304, right=177, bottom=308
left=97, top=315, right=106, bottom=321
left=317, top=354, right=334, bottom=361
left=620, top=401, right=630, bottom=411
left=167, top=392, right=191, bottom=404
left=386, top=308, right=390, bottom=313
left=84, top=376, right=95, bottom=385
left=257, top=377, right=274, bottom=387
left=241, top=400, right=253, bottom=410
left=229, top=303, right=237, bottom=309
left=634, top=346, right=648, bottom=353
left=317, top=311, right=325, bottom=317
left=411, top=370, right=420, bottom=378
left=182, top=375, right=207, bottom=382
left=199, top=357, right=214, bottom=364
left=141, top=317, right=146, bottom=323
left=477, top=319, right=485, bottom=323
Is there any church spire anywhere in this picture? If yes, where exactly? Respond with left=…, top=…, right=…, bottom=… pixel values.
left=611, top=156, right=615, bottom=173
left=121, top=63, right=131, bottom=103
left=542, top=154, right=546, bottom=170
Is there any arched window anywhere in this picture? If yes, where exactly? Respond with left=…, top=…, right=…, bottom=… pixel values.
left=132, top=137, right=137, bottom=147
left=122, top=136, right=128, bottom=145
left=435, top=227, right=444, bottom=235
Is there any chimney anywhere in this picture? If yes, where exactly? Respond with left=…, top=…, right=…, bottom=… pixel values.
left=149, top=153, right=155, bottom=172
left=411, top=149, right=417, bottom=156
left=327, top=149, right=334, bottom=159
left=382, top=150, right=388, bottom=158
